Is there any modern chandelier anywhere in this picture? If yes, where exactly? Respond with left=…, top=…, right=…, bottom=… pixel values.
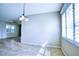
left=19, top=3, right=29, bottom=21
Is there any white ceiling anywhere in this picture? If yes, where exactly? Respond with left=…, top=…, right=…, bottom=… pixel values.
left=0, top=3, right=63, bottom=21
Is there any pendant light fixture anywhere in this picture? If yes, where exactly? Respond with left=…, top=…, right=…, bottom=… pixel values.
left=19, top=3, right=29, bottom=21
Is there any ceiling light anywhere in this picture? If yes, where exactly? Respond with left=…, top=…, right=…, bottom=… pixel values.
left=19, top=15, right=25, bottom=21
left=25, top=17, right=29, bottom=21
left=19, top=3, right=29, bottom=21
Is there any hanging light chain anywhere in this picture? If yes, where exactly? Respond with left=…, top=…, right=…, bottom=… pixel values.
left=19, top=3, right=29, bottom=21
left=23, top=3, right=25, bottom=16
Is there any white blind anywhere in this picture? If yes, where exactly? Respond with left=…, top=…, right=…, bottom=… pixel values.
left=62, top=13, right=66, bottom=37
left=75, top=3, right=79, bottom=42
left=66, top=4, right=73, bottom=40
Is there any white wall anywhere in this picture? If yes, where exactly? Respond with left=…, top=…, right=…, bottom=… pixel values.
left=21, top=12, right=61, bottom=47
left=0, top=21, right=19, bottom=39
left=0, top=21, right=6, bottom=39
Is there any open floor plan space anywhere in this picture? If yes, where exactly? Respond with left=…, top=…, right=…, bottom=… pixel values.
left=0, top=3, right=79, bottom=56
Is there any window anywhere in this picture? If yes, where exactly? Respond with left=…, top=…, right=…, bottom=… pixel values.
left=62, top=13, right=66, bottom=37
left=61, top=3, right=79, bottom=46
left=6, top=24, right=16, bottom=33
left=6, top=24, right=11, bottom=32
left=11, top=25, right=15, bottom=32
left=75, top=3, right=79, bottom=43
left=66, top=4, right=73, bottom=40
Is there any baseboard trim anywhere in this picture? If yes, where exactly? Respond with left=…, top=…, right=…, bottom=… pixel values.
left=0, top=37, right=18, bottom=39
left=21, top=42, right=61, bottom=48
left=61, top=48, right=68, bottom=56
left=46, top=44, right=61, bottom=48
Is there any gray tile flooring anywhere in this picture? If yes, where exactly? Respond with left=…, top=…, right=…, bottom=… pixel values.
left=0, top=39, right=64, bottom=56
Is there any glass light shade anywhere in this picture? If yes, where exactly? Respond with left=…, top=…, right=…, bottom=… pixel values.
left=25, top=18, right=29, bottom=21
left=19, top=15, right=25, bottom=21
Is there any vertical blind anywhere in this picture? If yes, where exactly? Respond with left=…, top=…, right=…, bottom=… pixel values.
left=62, top=13, right=66, bottom=37
left=66, top=4, right=73, bottom=40
left=61, top=3, right=79, bottom=46
left=75, top=3, right=79, bottom=42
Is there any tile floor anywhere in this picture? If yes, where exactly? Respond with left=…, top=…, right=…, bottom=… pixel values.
left=0, top=39, right=64, bottom=56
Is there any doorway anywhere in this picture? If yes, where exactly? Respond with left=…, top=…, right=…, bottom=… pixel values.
left=18, top=24, right=21, bottom=42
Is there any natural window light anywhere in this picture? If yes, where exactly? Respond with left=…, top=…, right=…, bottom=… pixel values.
left=61, top=3, right=79, bottom=46
left=66, top=4, right=73, bottom=40
left=75, top=3, right=79, bottom=43
left=62, top=13, right=66, bottom=37
left=6, top=24, right=16, bottom=33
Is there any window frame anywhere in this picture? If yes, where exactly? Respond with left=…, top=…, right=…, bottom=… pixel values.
left=6, top=24, right=16, bottom=33
left=66, top=4, right=74, bottom=40
left=61, top=3, right=79, bottom=47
